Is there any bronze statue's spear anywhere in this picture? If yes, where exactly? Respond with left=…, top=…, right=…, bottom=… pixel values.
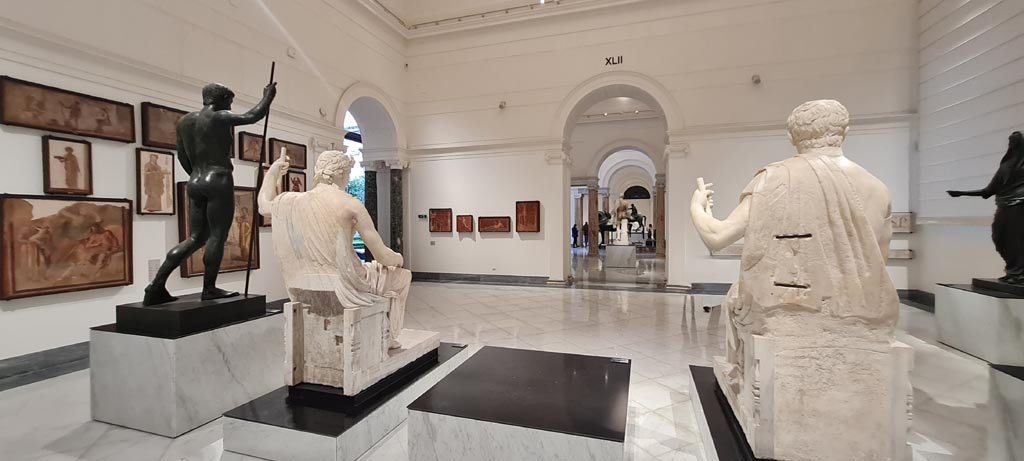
left=245, top=62, right=275, bottom=296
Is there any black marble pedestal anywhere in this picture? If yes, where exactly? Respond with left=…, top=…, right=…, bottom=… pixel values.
left=689, top=365, right=764, bottom=461
left=973, top=278, right=1024, bottom=297
left=115, top=293, right=267, bottom=338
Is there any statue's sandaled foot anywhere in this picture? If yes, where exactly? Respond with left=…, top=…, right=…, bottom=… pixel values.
left=143, top=285, right=178, bottom=306
left=389, top=339, right=402, bottom=350
left=1003, top=274, right=1024, bottom=285
left=201, top=287, right=240, bottom=301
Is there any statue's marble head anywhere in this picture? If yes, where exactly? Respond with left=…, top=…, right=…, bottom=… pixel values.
left=786, top=99, right=850, bottom=152
left=202, top=83, right=235, bottom=110
left=313, top=150, right=356, bottom=188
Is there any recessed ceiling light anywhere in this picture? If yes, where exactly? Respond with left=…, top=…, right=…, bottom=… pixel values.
left=603, top=113, right=608, bottom=117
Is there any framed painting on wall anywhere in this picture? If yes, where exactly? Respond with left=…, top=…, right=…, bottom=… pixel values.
left=429, top=208, right=453, bottom=232
left=135, top=148, right=175, bottom=215
left=478, top=216, right=512, bottom=233
left=177, top=183, right=259, bottom=277
left=42, top=135, right=93, bottom=196
left=516, top=200, right=541, bottom=232
left=269, top=138, right=307, bottom=169
left=140, top=102, right=186, bottom=150
left=285, top=170, right=306, bottom=192
left=456, top=215, right=474, bottom=233
left=238, top=131, right=264, bottom=163
left=0, top=76, right=135, bottom=143
left=1, top=194, right=133, bottom=300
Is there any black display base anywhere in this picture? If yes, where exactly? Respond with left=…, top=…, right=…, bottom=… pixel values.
left=973, top=278, right=1024, bottom=297
left=288, top=347, right=440, bottom=414
left=690, top=365, right=765, bottom=461
left=993, top=364, right=1024, bottom=381
left=115, top=293, right=267, bottom=339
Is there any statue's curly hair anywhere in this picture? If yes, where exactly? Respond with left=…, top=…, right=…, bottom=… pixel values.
left=312, top=150, right=356, bottom=187
left=787, top=100, right=849, bottom=150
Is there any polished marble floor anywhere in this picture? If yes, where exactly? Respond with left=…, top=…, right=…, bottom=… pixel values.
left=0, top=282, right=990, bottom=460
left=570, top=247, right=667, bottom=288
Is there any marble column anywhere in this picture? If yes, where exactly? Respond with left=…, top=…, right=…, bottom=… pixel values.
left=600, top=188, right=610, bottom=213
left=363, top=161, right=384, bottom=262
left=389, top=162, right=406, bottom=255
left=655, top=174, right=666, bottom=257
left=587, top=185, right=599, bottom=256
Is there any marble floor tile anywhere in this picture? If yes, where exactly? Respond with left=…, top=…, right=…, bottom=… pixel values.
left=0, top=284, right=992, bottom=461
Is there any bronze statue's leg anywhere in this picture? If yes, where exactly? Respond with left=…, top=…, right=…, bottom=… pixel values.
left=199, top=172, right=239, bottom=300
left=995, top=205, right=1024, bottom=283
left=143, top=194, right=210, bottom=306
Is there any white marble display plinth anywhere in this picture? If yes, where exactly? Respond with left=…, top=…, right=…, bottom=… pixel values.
left=989, top=365, right=1024, bottom=461
left=90, top=312, right=284, bottom=437
left=408, top=409, right=623, bottom=461
left=604, top=244, right=636, bottom=268
left=222, top=343, right=474, bottom=461
left=936, top=284, right=1024, bottom=365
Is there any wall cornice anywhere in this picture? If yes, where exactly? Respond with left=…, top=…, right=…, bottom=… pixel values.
left=670, top=112, right=917, bottom=141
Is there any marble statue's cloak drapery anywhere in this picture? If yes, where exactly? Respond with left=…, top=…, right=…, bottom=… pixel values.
left=723, top=154, right=898, bottom=375
left=268, top=187, right=410, bottom=337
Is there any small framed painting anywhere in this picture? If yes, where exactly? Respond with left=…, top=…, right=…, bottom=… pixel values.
left=0, top=76, right=135, bottom=143
left=516, top=200, right=541, bottom=232
left=140, top=102, right=186, bottom=150
left=456, top=215, right=474, bottom=233
left=285, top=170, right=307, bottom=192
left=478, top=216, right=512, bottom=233
left=178, top=184, right=259, bottom=277
left=429, top=208, right=453, bottom=232
left=269, top=138, right=307, bottom=170
left=238, top=131, right=264, bottom=163
left=1, top=194, right=133, bottom=300
left=42, top=135, right=92, bottom=196
left=135, top=148, right=175, bottom=215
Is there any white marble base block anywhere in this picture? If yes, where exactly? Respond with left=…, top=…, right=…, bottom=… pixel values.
left=90, top=313, right=285, bottom=437
left=223, top=344, right=474, bottom=461
left=408, top=409, right=624, bottom=461
left=936, top=284, right=1024, bottom=365
left=604, top=244, right=636, bottom=268
left=988, top=366, right=1024, bottom=461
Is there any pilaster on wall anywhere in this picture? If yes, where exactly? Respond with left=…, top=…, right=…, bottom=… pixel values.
left=664, top=138, right=690, bottom=286
left=546, top=150, right=572, bottom=282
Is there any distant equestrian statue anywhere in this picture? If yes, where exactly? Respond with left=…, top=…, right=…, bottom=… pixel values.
left=628, top=204, right=646, bottom=233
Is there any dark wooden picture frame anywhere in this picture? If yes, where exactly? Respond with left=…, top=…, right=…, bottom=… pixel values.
left=177, top=183, right=259, bottom=277
left=456, top=215, right=474, bottom=233
left=0, top=76, right=135, bottom=143
left=140, top=102, right=186, bottom=150
left=516, top=200, right=541, bottom=232
left=238, top=131, right=264, bottom=163
left=478, top=216, right=512, bottom=233
left=1, top=194, right=133, bottom=300
left=269, top=138, right=308, bottom=169
left=429, top=208, right=453, bottom=232
left=285, top=170, right=307, bottom=193
left=42, top=135, right=93, bottom=196
left=135, top=148, right=175, bottom=215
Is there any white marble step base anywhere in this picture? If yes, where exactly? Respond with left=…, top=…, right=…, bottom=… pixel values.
left=90, top=313, right=285, bottom=437
left=936, top=284, right=1024, bottom=365
left=408, top=409, right=624, bottom=461
left=223, top=345, right=475, bottom=461
left=989, top=366, right=1024, bottom=461
left=604, top=244, right=637, bottom=268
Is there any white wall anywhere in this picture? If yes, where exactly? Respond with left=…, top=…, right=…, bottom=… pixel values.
left=911, top=0, right=1024, bottom=289
left=0, top=0, right=405, bottom=359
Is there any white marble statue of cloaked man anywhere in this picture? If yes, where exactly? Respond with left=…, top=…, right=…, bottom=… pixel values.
left=258, top=150, right=411, bottom=349
left=690, top=100, right=911, bottom=460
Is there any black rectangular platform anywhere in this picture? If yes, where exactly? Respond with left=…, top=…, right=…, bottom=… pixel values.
left=112, top=294, right=268, bottom=338
left=972, top=278, right=1024, bottom=297
left=408, top=346, right=631, bottom=443
left=941, top=282, right=1024, bottom=300
left=223, top=343, right=466, bottom=437
left=690, top=365, right=764, bottom=461
left=288, top=347, right=440, bottom=413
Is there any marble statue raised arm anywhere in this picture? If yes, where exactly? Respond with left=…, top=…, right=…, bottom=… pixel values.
left=689, top=178, right=752, bottom=252
left=257, top=152, right=288, bottom=216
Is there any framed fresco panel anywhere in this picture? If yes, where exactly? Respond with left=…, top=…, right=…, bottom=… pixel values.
left=478, top=216, right=512, bottom=233
left=285, top=170, right=307, bottom=193
left=429, top=208, right=453, bottom=232
left=456, top=215, right=474, bottom=233
left=135, top=148, right=175, bottom=215
left=238, top=131, right=264, bottom=163
left=0, top=76, right=135, bottom=143
left=516, top=200, right=541, bottom=232
left=42, top=135, right=93, bottom=196
left=178, top=183, right=259, bottom=277
left=141, top=102, right=186, bottom=150
left=269, top=138, right=307, bottom=169
left=1, top=194, right=133, bottom=300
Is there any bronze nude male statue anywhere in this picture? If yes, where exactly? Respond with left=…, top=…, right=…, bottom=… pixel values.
left=948, top=131, right=1024, bottom=284
left=143, top=82, right=277, bottom=306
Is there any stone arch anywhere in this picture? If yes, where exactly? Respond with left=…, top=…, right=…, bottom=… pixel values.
left=334, top=82, right=405, bottom=153
left=589, top=138, right=664, bottom=179
left=552, top=71, right=683, bottom=143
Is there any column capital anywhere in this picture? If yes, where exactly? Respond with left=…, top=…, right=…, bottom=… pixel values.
left=655, top=174, right=667, bottom=187
left=363, top=160, right=387, bottom=172
left=385, top=159, right=409, bottom=170
left=545, top=150, right=572, bottom=166
left=664, top=141, right=690, bottom=159
left=577, top=177, right=599, bottom=189
left=598, top=187, right=610, bottom=197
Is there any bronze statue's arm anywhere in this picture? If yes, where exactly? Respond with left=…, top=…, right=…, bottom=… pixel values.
left=176, top=130, right=192, bottom=175
left=215, top=83, right=277, bottom=126
left=948, top=168, right=1004, bottom=198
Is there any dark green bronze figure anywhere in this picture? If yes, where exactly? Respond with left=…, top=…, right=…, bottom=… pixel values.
left=143, top=82, right=277, bottom=306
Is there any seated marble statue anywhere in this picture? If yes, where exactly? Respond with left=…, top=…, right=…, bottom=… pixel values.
left=258, top=150, right=410, bottom=349
left=690, top=100, right=911, bottom=461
